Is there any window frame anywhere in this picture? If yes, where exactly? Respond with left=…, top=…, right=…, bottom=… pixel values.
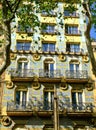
left=16, top=41, right=31, bottom=51
left=42, top=42, right=56, bottom=52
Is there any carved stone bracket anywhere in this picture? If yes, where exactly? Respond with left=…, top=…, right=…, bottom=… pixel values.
left=1, top=116, right=12, bottom=126
left=10, top=53, right=17, bottom=60
left=6, top=81, right=14, bottom=89
left=82, top=55, right=89, bottom=63
left=86, top=80, right=93, bottom=91
left=60, top=77, right=68, bottom=90
left=32, top=76, right=40, bottom=90
left=58, top=54, right=66, bottom=62
left=33, top=54, right=41, bottom=61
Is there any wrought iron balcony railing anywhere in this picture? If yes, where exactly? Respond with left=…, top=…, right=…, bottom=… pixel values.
left=10, top=68, right=88, bottom=79
left=10, top=68, right=35, bottom=77
left=39, top=69, right=62, bottom=78
left=65, top=70, right=88, bottom=79
left=7, top=101, right=94, bottom=113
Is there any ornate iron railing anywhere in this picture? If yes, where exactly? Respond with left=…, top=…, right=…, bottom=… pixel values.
left=65, top=70, right=88, bottom=79
left=7, top=101, right=94, bottom=112
left=10, top=68, right=88, bottom=79
left=39, top=69, right=62, bottom=78
left=10, top=68, right=35, bottom=77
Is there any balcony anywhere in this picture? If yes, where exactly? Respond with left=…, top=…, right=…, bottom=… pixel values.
left=7, top=101, right=94, bottom=117
left=65, top=70, right=88, bottom=79
left=10, top=69, right=88, bottom=83
left=10, top=68, right=35, bottom=78
left=39, top=69, right=62, bottom=78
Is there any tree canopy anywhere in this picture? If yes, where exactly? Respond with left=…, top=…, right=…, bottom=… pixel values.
left=0, top=0, right=96, bottom=76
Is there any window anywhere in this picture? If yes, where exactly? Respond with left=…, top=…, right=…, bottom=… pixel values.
left=65, top=25, right=80, bottom=34
left=64, top=10, right=79, bottom=17
left=69, top=62, right=79, bottom=78
left=70, top=63, right=79, bottom=71
left=18, top=59, right=28, bottom=77
left=44, top=91, right=54, bottom=110
left=44, top=59, right=54, bottom=77
left=17, top=24, right=33, bottom=33
left=72, top=91, right=83, bottom=110
left=15, top=88, right=27, bottom=108
left=42, top=42, right=55, bottom=52
left=42, top=24, right=55, bottom=34
left=16, top=42, right=31, bottom=51
left=66, top=43, right=80, bottom=53
left=42, top=10, right=56, bottom=16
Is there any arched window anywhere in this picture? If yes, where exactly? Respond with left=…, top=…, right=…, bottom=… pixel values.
left=17, top=58, right=28, bottom=77
left=15, top=86, right=28, bottom=109
left=12, top=125, right=28, bottom=130
left=44, top=58, right=55, bottom=77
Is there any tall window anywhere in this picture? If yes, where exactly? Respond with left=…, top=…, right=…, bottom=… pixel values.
left=70, top=63, right=79, bottom=71
left=44, top=91, right=54, bottom=110
left=16, top=42, right=31, bottom=51
left=72, top=91, right=83, bottom=110
left=15, top=88, right=27, bottom=108
left=42, top=42, right=55, bottom=52
left=44, top=59, right=54, bottom=77
left=65, top=25, right=80, bottom=34
left=69, top=62, right=79, bottom=78
left=17, top=24, right=33, bottom=33
left=42, top=24, right=55, bottom=34
left=66, top=43, right=80, bottom=53
left=18, top=59, right=28, bottom=77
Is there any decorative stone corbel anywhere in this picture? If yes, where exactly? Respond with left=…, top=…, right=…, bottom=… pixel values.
left=82, top=55, right=89, bottom=63
left=5, top=74, right=14, bottom=89
left=33, top=54, right=41, bottom=61
left=6, top=81, right=13, bottom=89
left=60, top=77, right=68, bottom=90
left=10, top=53, right=17, bottom=60
left=1, top=116, right=12, bottom=126
left=32, top=76, right=40, bottom=90
left=86, top=80, right=93, bottom=91
left=58, top=54, right=66, bottom=62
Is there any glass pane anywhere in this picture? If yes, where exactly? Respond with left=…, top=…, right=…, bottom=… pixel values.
left=24, top=43, right=30, bottom=50
left=44, top=92, right=49, bottom=110
left=17, top=43, right=23, bottom=50
left=51, top=92, right=54, bottom=109
left=50, top=64, right=54, bottom=71
left=43, top=44, right=48, bottom=51
left=78, top=92, right=82, bottom=103
left=76, top=64, right=79, bottom=71
left=16, top=91, right=20, bottom=105
left=49, top=44, right=55, bottom=52
left=72, top=92, right=77, bottom=109
left=22, top=91, right=27, bottom=107
left=18, top=63, right=22, bottom=70
left=24, top=63, right=28, bottom=69
left=70, top=64, right=74, bottom=71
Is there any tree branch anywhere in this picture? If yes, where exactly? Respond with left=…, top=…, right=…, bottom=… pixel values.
left=83, top=2, right=96, bottom=76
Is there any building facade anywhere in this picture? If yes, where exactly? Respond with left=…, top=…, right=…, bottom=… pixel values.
left=1, top=1, right=96, bottom=130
